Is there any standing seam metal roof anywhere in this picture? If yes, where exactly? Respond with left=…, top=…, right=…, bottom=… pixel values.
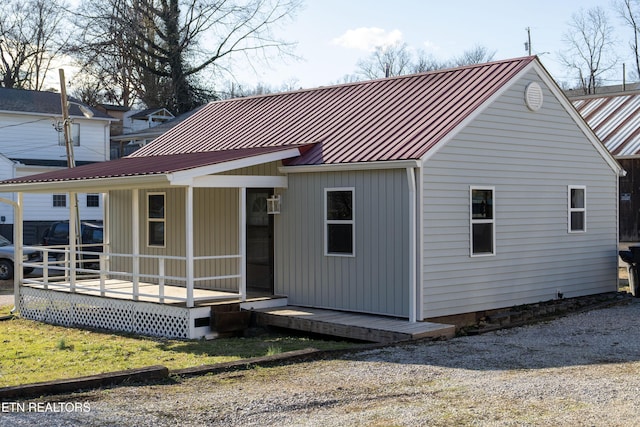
left=572, top=92, right=640, bottom=157
left=0, top=57, right=538, bottom=187
left=131, top=57, right=535, bottom=165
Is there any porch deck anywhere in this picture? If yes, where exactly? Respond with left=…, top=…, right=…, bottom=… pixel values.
left=19, top=281, right=456, bottom=342
left=253, top=306, right=456, bottom=343
left=22, top=279, right=242, bottom=306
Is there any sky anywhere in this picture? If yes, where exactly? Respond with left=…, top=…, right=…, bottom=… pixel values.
left=227, top=0, right=630, bottom=90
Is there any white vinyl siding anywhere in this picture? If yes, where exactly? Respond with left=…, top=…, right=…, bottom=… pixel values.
left=421, top=69, right=618, bottom=319
left=0, top=111, right=110, bottom=226
left=568, top=185, right=586, bottom=233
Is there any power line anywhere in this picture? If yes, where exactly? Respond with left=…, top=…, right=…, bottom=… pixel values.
left=0, top=117, right=52, bottom=130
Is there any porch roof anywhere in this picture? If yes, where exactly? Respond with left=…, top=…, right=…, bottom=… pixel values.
left=0, top=145, right=308, bottom=192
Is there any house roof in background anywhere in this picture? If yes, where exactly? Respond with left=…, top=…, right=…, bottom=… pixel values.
left=571, top=90, right=640, bottom=157
left=129, top=108, right=174, bottom=120
left=132, top=56, right=536, bottom=165
left=112, top=106, right=205, bottom=142
left=0, top=87, right=113, bottom=120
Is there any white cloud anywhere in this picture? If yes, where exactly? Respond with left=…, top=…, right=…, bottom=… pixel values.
left=332, top=27, right=403, bottom=51
left=422, top=40, right=440, bottom=53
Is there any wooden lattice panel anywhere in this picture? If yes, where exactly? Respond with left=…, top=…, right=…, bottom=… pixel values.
left=19, top=288, right=192, bottom=339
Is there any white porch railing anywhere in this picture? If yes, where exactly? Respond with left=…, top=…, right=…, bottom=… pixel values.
left=22, top=245, right=244, bottom=307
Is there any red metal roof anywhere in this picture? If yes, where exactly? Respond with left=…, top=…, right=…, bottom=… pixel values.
left=0, top=57, right=536, bottom=187
left=1, top=146, right=302, bottom=185
left=133, top=57, right=535, bottom=165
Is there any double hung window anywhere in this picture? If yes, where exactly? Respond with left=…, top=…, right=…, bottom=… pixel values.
left=147, top=193, right=165, bottom=247
left=470, top=187, right=495, bottom=256
left=569, top=186, right=586, bottom=232
left=325, top=188, right=355, bottom=256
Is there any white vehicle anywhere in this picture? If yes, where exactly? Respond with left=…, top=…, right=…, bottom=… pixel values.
left=0, top=234, right=39, bottom=280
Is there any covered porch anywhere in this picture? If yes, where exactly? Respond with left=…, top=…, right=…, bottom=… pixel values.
left=3, top=146, right=304, bottom=338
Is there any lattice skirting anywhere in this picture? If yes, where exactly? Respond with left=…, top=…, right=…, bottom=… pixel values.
left=18, top=287, right=201, bottom=339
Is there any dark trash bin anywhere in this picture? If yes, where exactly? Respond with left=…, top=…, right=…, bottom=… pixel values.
left=619, top=246, right=640, bottom=297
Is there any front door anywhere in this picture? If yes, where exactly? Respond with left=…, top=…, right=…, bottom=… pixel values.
left=246, top=188, right=274, bottom=294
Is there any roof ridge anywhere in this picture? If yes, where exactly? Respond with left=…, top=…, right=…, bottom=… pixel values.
left=216, top=56, right=537, bottom=104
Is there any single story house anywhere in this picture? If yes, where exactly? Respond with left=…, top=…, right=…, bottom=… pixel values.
left=0, top=56, right=623, bottom=338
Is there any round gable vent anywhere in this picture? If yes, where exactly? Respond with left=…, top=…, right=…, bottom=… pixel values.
left=525, top=82, right=543, bottom=111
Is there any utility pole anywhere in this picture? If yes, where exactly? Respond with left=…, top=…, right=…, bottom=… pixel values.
left=58, top=69, right=82, bottom=271
left=59, top=69, right=75, bottom=168
left=525, top=27, right=532, bottom=56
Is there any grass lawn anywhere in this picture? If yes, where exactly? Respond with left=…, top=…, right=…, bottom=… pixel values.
left=0, top=305, right=359, bottom=388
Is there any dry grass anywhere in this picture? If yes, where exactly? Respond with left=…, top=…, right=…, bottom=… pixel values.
left=0, top=308, right=358, bottom=388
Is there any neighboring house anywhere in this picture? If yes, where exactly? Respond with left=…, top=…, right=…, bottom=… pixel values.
left=110, top=107, right=201, bottom=159
left=0, top=88, right=114, bottom=242
left=0, top=56, right=622, bottom=338
left=95, top=104, right=131, bottom=137
left=570, top=89, right=640, bottom=241
left=126, top=108, right=174, bottom=132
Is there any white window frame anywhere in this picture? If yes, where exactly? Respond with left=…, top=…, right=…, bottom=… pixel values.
left=147, top=192, right=166, bottom=248
left=568, top=185, right=587, bottom=233
left=470, top=186, right=496, bottom=257
left=324, top=187, right=355, bottom=257
left=52, top=194, right=66, bottom=208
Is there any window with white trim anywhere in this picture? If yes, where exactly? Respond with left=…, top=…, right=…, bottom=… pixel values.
left=568, top=186, right=586, bottom=232
left=53, top=194, right=66, bottom=208
left=86, top=194, right=100, bottom=207
left=147, top=192, right=165, bottom=247
left=325, top=188, right=355, bottom=256
left=58, top=123, right=80, bottom=146
left=470, top=187, right=495, bottom=256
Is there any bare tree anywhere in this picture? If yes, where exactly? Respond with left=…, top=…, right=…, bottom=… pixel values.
left=616, top=0, right=640, bottom=80
left=411, top=51, right=446, bottom=73
left=356, top=42, right=414, bottom=79
left=452, top=45, right=496, bottom=67
left=0, top=0, right=68, bottom=89
left=69, top=0, right=301, bottom=114
left=560, top=6, right=618, bottom=94
left=356, top=43, right=496, bottom=80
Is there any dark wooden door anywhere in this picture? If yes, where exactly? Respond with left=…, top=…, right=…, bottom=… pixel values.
left=246, top=188, right=274, bottom=293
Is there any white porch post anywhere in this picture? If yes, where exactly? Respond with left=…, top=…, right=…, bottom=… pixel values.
left=239, top=187, right=246, bottom=302
left=102, top=192, right=110, bottom=273
left=13, top=192, right=23, bottom=313
left=185, top=186, right=194, bottom=307
left=132, top=189, right=139, bottom=300
left=69, top=191, right=77, bottom=291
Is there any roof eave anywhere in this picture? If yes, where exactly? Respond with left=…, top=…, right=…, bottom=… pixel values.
left=279, top=159, right=421, bottom=173
left=0, top=174, right=171, bottom=193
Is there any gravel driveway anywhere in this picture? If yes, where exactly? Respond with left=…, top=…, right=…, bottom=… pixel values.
left=4, top=300, right=640, bottom=426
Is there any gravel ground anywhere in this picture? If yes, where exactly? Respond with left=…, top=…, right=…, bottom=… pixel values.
left=3, top=300, right=640, bottom=426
